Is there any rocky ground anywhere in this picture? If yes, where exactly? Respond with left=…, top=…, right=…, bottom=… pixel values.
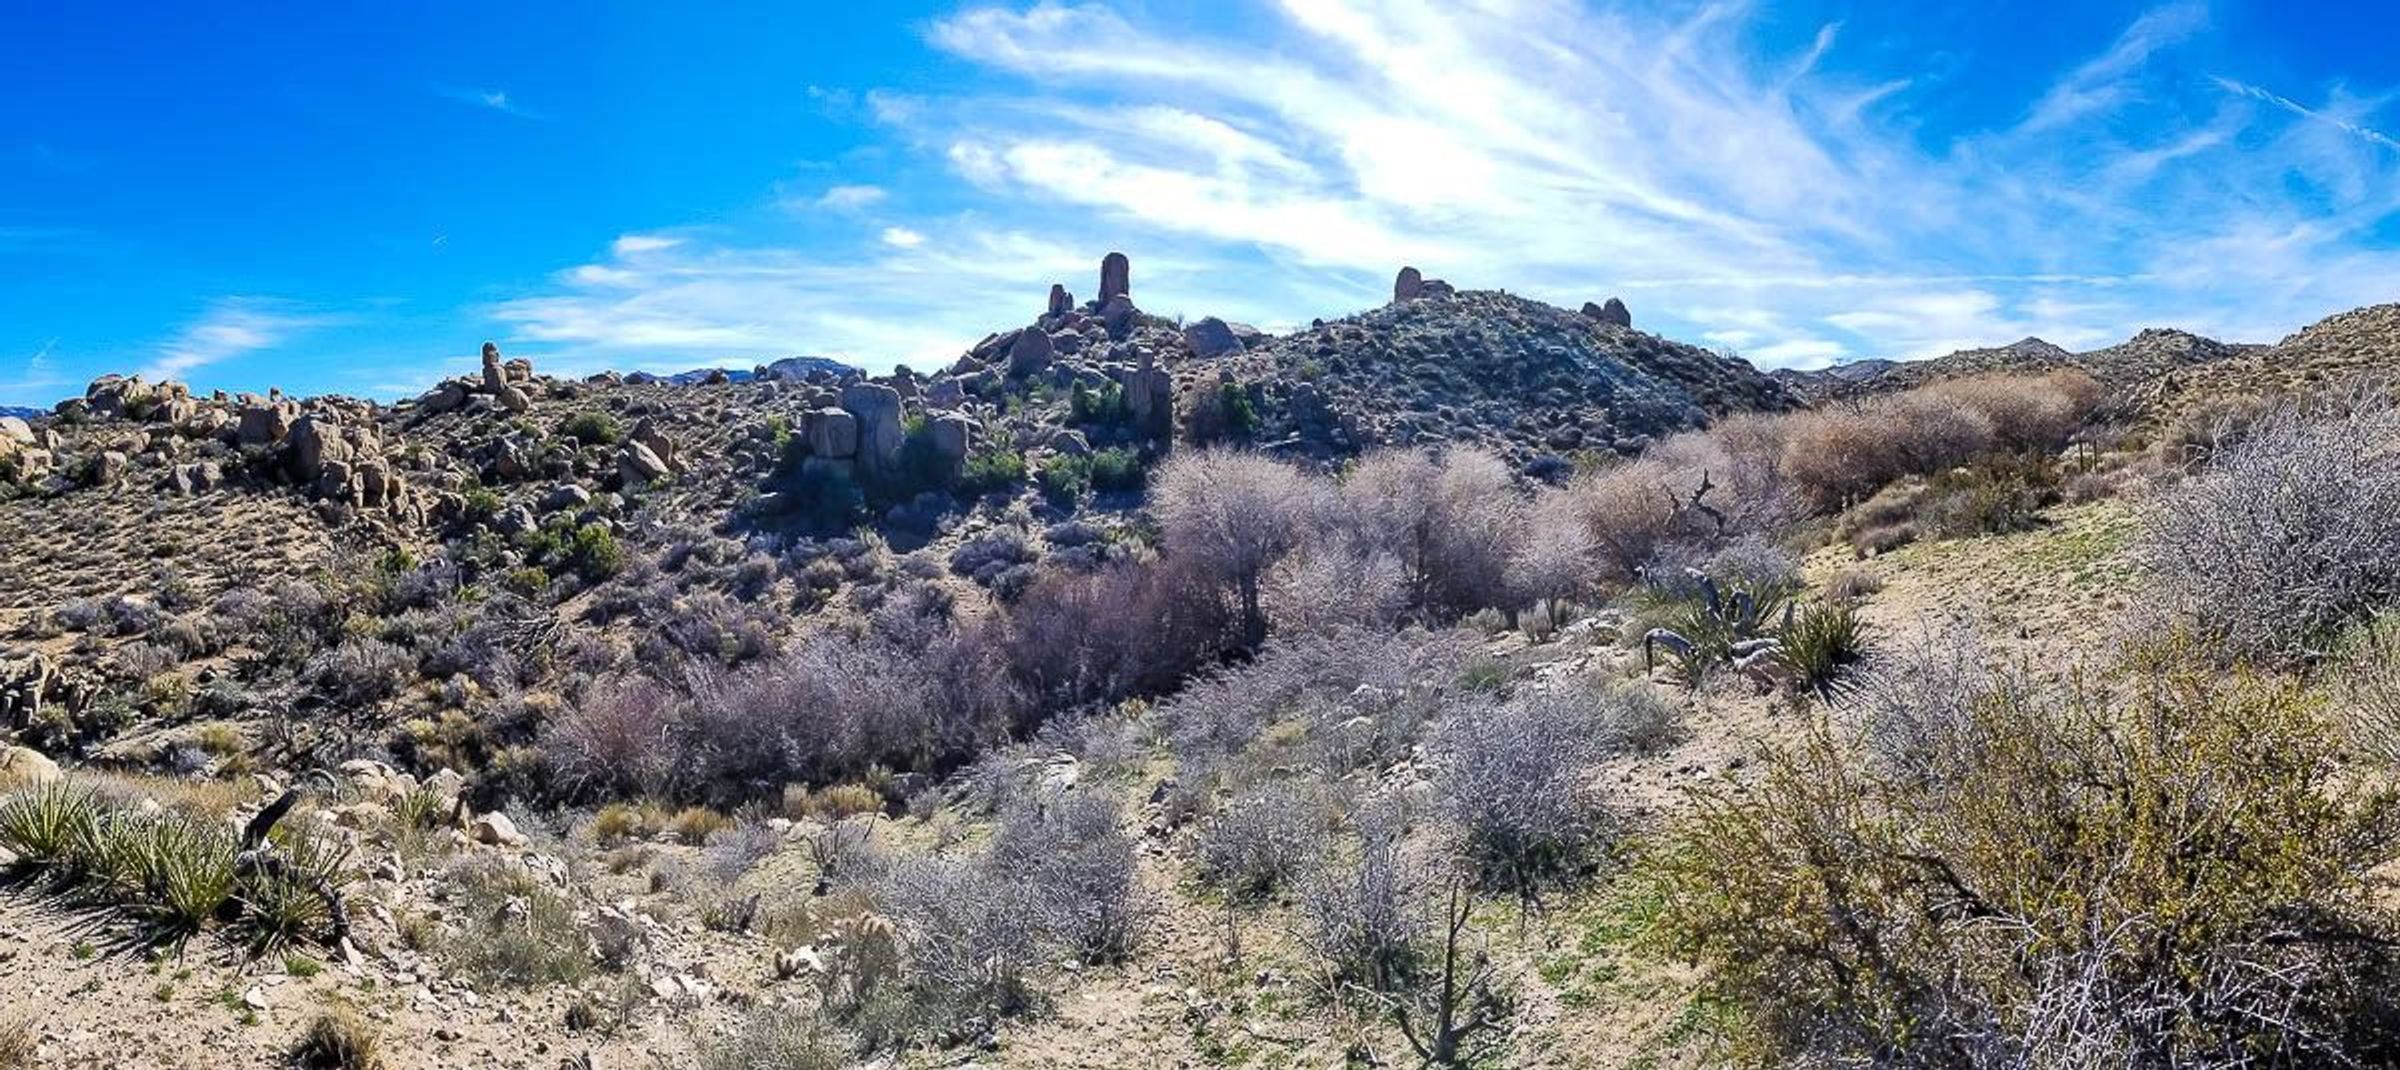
left=0, top=270, right=2392, bottom=1068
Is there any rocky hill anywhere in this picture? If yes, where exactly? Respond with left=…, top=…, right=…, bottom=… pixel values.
left=1784, top=330, right=2263, bottom=409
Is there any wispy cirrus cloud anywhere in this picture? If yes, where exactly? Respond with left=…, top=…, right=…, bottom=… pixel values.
left=491, top=1, right=2400, bottom=374
left=437, top=85, right=541, bottom=119
left=141, top=298, right=329, bottom=382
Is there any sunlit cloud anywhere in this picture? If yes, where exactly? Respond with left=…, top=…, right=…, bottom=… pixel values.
left=490, top=1, right=2400, bottom=373
left=140, top=298, right=329, bottom=382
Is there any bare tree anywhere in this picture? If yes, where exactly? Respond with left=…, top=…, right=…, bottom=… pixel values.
left=1152, top=449, right=1319, bottom=649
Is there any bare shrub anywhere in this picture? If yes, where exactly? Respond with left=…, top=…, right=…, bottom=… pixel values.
left=869, top=855, right=1042, bottom=1036
left=1195, top=781, right=1328, bottom=898
left=1000, top=556, right=1227, bottom=711
left=1261, top=544, right=1408, bottom=637
left=1152, top=449, right=1318, bottom=648
left=1848, top=616, right=2003, bottom=784
left=1329, top=447, right=1524, bottom=620
left=307, top=637, right=416, bottom=706
left=2141, top=398, right=2400, bottom=664
left=541, top=676, right=681, bottom=798
left=699, top=1002, right=848, bottom=1070
left=1431, top=685, right=1613, bottom=895
left=989, top=790, right=1153, bottom=963
left=1299, top=801, right=1429, bottom=993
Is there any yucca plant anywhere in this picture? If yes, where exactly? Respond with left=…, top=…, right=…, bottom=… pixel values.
left=0, top=780, right=103, bottom=869
left=115, top=809, right=238, bottom=945
left=1642, top=571, right=1796, bottom=687
left=1778, top=602, right=1869, bottom=699
left=235, top=828, right=354, bottom=955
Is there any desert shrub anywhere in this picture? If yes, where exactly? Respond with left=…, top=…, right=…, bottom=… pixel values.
left=766, top=451, right=866, bottom=530
left=1153, top=449, right=1318, bottom=648
left=989, top=791, right=1153, bottom=962
left=1639, top=572, right=1796, bottom=688
left=2141, top=399, right=2400, bottom=665
left=0, top=1018, right=31, bottom=1070
left=958, top=447, right=1027, bottom=494
left=1785, top=373, right=2095, bottom=512
left=307, top=638, right=415, bottom=706
left=1512, top=486, right=1603, bottom=610
left=1069, top=380, right=1128, bottom=427
left=948, top=528, right=1038, bottom=588
left=1432, top=686, right=1612, bottom=895
left=0, top=780, right=102, bottom=864
left=559, top=410, right=622, bottom=445
left=1920, top=452, right=2060, bottom=538
left=1778, top=602, right=1870, bottom=698
left=291, top=1008, right=385, bottom=1070
left=1161, top=629, right=1476, bottom=797
left=1195, top=782, right=1327, bottom=898
left=869, top=854, right=1043, bottom=1036
left=1849, top=617, right=2006, bottom=785
left=1300, top=802, right=1428, bottom=993
left=1185, top=379, right=1260, bottom=444
left=1087, top=446, right=1145, bottom=492
left=1602, top=682, right=1685, bottom=756
left=1328, top=447, right=1524, bottom=620
left=1261, top=543, right=1408, bottom=637
left=699, top=1002, right=848, bottom=1070
left=1650, top=647, right=2400, bottom=1065
left=442, top=855, right=592, bottom=987
left=2333, top=614, right=2400, bottom=769
left=1034, top=453, right=1091, bottom=506
left=1824, top=568, right=1884, bottom=602
left=1001, top=555, right=1227, bottom=711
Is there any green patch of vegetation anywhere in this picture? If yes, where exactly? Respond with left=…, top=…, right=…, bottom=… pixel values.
left=959, top=447, right=1027, bottom=494
left=559, top=410, right=623, bottom=446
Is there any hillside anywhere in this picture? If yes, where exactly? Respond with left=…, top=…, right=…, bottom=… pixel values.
left=1783, top=329, right=2263, bottom=415
left=10, top=273, right=2400, bottom=1069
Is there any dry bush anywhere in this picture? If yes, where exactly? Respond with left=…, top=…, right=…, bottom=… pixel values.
left=1161, top=629, right=1478, bottom=800
left=1000, top=555, right=1227, bottom=710
left=1152, top=449, right=1320, bottom=648
left=2141, top=399, right=2400, bottom=665
left=988, top=790, right=1153, bottom=962
left=1786, top=373, right=2096, bottom=511
left=1328, top=447, right=1524, bottom=620
left=1511, top=487, right=1603, bottom=611
left=1299, top=801, right=1429, bottom=993
left=698, top=1002, right=849, bottom=1070
left=440, top=855, right=593, bottom=987
left=1432, top=684, right=1615, bottom=895
left=291, top=1008, right=384, bottom=1070
left=1261, top=544, right=1408, bottom=637
left=1651, top=645, right=2400, bottom=1066
left=1196, top=781, right=1329, bottom=898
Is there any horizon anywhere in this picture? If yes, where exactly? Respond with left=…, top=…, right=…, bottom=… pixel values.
left=5, top=0, right=2397, bottom=406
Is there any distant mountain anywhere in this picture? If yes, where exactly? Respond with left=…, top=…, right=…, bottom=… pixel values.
left=1779, top=330, right=2262, bottom=413
left=622, top=355, right=861, bottom=386
left=0, top=406, right=41, bottom=422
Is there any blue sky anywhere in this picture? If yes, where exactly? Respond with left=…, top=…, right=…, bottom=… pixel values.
left=4, top=1, right=2397, bottom=405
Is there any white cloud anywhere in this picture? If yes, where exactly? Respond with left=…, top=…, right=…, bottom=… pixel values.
left=438, top=85, right=541, bottom=119
left=489, top=1, right=2400, bottom=372
left=141, top=298, right=325, bottom=381
left=611, top=234, right=684, bottom=256
left=813, top=184, right=890, bottom=212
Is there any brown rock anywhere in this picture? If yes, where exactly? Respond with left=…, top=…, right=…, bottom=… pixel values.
left=1099, top=251, right=1131, bottom=303
left=1394, top=266, right=1424, bottom=302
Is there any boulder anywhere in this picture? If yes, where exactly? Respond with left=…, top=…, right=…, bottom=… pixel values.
left=1099, top=251, right=1131, bottom=303
left=0, top=417, right=32, bottom=447
left=619, top=441, right=671, bottom=484
left=0, top=745, right=61, bottom=789
left=1008, top=328, right=1056, bottom=378
left=839, top=382, right=906, bottom=473
left=929, top=413, right=976, bottom=471
left=236, top=404, right=293, bottom=446
left=1182, top=317, right=1244, bottom=359
left=805, top=407, right=859, bottom=459
left=540, top=484, right=593, bottom=513
left=286, top=415, right=352, bottom=481
left=1099, top=294, right=1139, bottom=339
left=420, top=380, right=470, bottom=414
left=481, top=342, right=507, bottom=392
left=470, top=812, right=528, bottom=848
left=1394, top=266, right=1424, bottom=302
left=493, top=384, right=532, bottom=413
left=630, top=419, right=682, bottom=474
left=1047, top=284, right=1073, bottom=316
left=1583, top=298, right=1632, bottom=328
